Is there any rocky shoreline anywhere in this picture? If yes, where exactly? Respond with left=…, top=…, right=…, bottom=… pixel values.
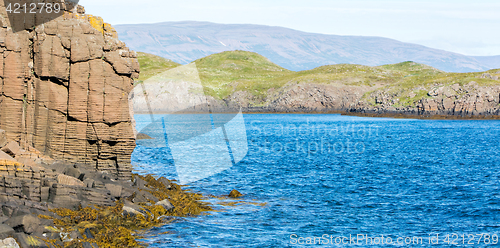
left=0, top=0, right=497, bottom=245
left=194, top=80, right=500, bottom=120
left=0, top=2, right=213, bottom=247
left=0, top=129, right=211, bottom=247
left=132, top=53, right=500, bottom=120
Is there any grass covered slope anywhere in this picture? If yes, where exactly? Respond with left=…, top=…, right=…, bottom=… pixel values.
left=194, top=50, right=291, bottom=99
left=137, top=52, right=181, bottom=81
left=137, top=51, right=500, bottom=109
left=193, top=51, right=445, bottom=100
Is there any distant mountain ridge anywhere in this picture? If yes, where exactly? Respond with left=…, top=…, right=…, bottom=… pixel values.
left=115, top=21, right=500, bottom=73
left=472, top=55, right=500, bottom=70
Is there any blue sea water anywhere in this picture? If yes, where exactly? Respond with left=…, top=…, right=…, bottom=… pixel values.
left=132, top=114, right=500, bottom=247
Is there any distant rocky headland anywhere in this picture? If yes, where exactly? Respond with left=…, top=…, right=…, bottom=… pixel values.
left=134, top=51, right=500, bottom=119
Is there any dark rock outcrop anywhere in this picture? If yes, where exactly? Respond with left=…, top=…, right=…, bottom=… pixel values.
left=350, top=81, right=500, bottom=118
left=0, top=136, right=182, bottom=247
left=265, top=83, right=370, bottom=113
left=0, top=1, right=139, bottom=179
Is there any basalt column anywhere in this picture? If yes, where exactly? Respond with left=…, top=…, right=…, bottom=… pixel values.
left=0, top=2, right=140, bottom=179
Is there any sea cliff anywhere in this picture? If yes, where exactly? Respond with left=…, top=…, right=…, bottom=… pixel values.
left=0, top=1, right=139, bottom=179
left=0, top=2, right=210, bottom=247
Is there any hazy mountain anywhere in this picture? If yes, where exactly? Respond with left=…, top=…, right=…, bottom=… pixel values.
left=115, top=21, right=498, bottom=73
left=472, top=55, right=500, bottom=70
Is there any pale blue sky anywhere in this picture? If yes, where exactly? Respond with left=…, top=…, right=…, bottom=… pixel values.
left=82, top=0, right=500, bottom=56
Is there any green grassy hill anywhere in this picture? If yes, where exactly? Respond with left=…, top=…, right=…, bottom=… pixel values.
left=137, top=52, right=181, bottom=81
left=137, top=51, right=500, bottom=106
left=195, top=51, right=291, bottom=99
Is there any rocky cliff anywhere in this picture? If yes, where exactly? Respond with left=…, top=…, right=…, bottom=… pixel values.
left=158, top=78, right=500, bottom=119
left=352, top=79, right=500, bottom=118
left=0, top=2, right=139, bottom=179
left=216, top=80, right=500, bottom=119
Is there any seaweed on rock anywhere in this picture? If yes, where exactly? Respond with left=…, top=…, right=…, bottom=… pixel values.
left=39, top=174, right=212, bottom=248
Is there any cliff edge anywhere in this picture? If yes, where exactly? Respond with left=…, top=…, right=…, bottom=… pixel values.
left=0, top=2, right=139, bottom=179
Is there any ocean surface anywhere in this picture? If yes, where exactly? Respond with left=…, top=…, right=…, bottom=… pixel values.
left=131, top=114, right=500, bottom=247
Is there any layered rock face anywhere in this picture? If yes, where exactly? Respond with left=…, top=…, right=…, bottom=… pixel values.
left=0, top=136, right=176, bottom=247
left=134, top=79, right=500, bottom=119
left=0, top=2, right=139, bottom=179
left=265, top=83, right=371, bottom=113
left=352, top=81, right=500, bottom=118
left=262, top=81, right=500, bottom=118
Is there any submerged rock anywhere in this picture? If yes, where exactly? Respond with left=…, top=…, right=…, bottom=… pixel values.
left=136, top=133, right=153, bottom=140
left=229, top=189, right=243, bottom=198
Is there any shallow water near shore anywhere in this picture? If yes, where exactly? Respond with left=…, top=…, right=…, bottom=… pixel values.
left=132, top=114, right=500, bottom=247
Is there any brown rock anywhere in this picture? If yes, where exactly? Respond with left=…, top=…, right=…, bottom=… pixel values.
left=229, top=189, right=243, bottom=198
left=57, top=174, right=85, bottom=187
left=0, top=151, right=15, bottom=161
left=0, top=2, right=138, bottom=180
left=70, top=36, right=91, bottom=62
left=105, top=184, right=122, bottom=198
left=47, top=82, right=68, bottom=113
left=104, top=50, right=134, bottom=75
left=1, top=141, right=21, bottom=157
left=3, top=51, right=24, bottom=100
left=4, top=214, right=40, bottom=234
left=68, top=62, right=90, bottom=121
left=34, top=35, right=70, bottom=80
left=0, top=130, right=8, bottom=150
